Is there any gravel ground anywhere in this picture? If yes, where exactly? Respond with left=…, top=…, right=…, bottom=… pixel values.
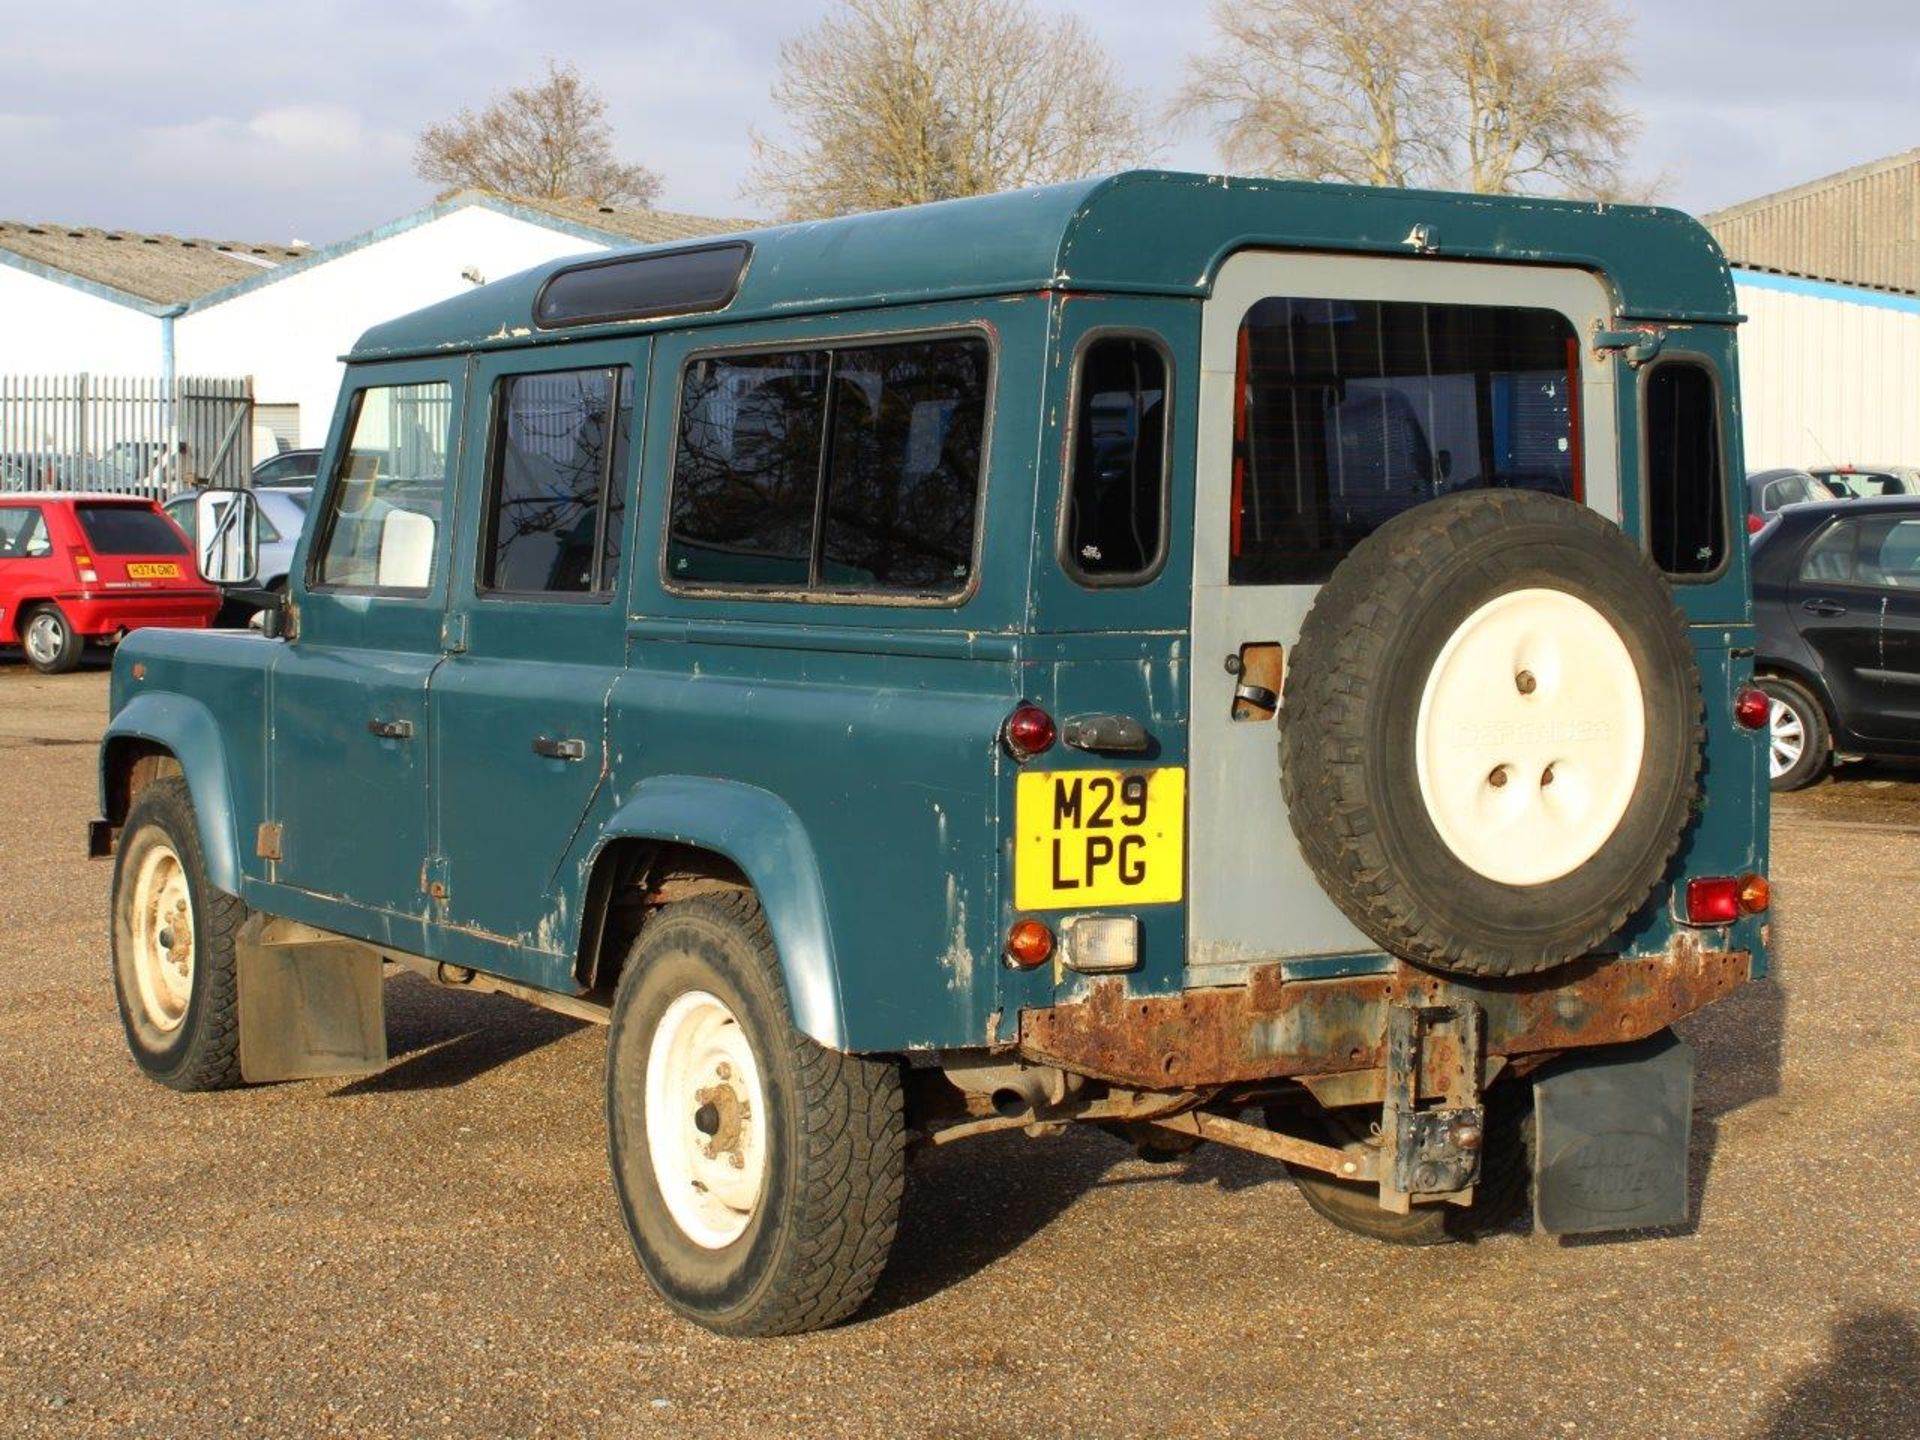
left=1, top=663, right=1915, bottom=1439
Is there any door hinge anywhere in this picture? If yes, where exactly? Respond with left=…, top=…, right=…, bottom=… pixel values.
left=441, top=611, right=468, bottom=654
left=255, top=822, right=283, bottom=862
left=422, top=854, right=450, bottom=902
left=1592, top=321, right=1666, bottom=368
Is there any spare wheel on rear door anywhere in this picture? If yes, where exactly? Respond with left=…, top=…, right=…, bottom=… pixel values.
left=1279, top=489, right=1701, bottom=978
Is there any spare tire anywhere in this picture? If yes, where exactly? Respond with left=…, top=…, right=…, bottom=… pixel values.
left=1280, top=490, right=1700, bottom=978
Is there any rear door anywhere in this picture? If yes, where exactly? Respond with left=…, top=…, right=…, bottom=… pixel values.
left=428, top=342, right=641, bottom=983
left=1788, top=515, right=1894, bottom=741
left=1188, top=253, right=1620, bottom=977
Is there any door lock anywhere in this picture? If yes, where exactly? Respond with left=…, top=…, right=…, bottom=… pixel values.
left=532, top=736, right=587, bottom=761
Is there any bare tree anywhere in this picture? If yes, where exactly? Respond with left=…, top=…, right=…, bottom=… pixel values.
left=1172, top=0, right=1440, bottom=188
left=749, top=0, right=1152, bottom=220
left=415, top=61, right=662, bottom=207
left=1174, top=0, right=1644, bottom=199
left=1436, top=0, right=1637, bottom=196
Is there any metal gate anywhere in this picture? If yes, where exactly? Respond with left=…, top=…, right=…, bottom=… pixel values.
left=0, top=374, right=254, bottom=497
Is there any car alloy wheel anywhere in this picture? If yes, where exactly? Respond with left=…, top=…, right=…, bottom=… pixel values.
left=23, top=610, right=67, bottom=669
left=1767, top=697, right=1805, bottom=781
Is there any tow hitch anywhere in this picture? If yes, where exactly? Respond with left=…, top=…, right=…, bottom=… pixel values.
left=1379, top=1001, right=1484, bottom=1212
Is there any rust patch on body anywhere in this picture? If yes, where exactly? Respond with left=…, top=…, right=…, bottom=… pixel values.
left=1018, top=947, right=1752, bottom=1090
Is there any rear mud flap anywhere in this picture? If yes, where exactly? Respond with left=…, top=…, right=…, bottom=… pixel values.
left=1534, top=1030, right=1693, bottom=1236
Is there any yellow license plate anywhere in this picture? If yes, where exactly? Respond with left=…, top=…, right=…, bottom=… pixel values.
left=126, top=563, right=179, bottom=579
left=1015, top=767, right=1185, bottom=910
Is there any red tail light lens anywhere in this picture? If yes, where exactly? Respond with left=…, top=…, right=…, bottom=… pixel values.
left=1746, top=512, right=1766, bottom=534
left=1005, top=920, right=1054, bottom=969
left=1002, top=704, right=1055, bottom=760
left=1733, top=686, right=1770, bottom=730
left=1684, top=877, right=1740, bottom=925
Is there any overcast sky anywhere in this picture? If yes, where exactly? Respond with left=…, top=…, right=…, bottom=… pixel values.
left=3, top=0, right=1916, bottom=245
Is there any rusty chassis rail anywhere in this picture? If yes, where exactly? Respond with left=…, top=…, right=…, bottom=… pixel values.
left=1018, top=943, right=1752, bottom=1092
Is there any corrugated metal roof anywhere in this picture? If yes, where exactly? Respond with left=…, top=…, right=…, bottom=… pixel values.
left=0, top=221, right=305, bottom=305
left=483, top=192, right=753, bottom=245
left=1703, top=149, right=1920, bottom=294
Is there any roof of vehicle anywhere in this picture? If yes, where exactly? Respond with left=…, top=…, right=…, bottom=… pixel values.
left=1748, top=468, right=1817, bottom=482
left=349, top=170, right=1739, bottom=362
left=1810, top=462, right=1918, bottom=475
left=0, top=491, right=163, bottom=505
left=1756, top=494, right=1920, bottom=539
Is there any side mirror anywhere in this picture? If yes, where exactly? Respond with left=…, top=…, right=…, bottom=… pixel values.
left=193, top=488, right=259, bottom=586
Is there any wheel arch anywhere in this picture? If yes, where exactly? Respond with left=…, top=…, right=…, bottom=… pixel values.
left=1754, top=659, right=1839, bottom=737
left=578, top=776, right=847, bottom=1052
left=101, top=692, right=244, bottom=895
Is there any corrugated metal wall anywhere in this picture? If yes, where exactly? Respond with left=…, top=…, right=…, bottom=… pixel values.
left=1706, top=150, right=1920, bottom=294
left=1733, top=270, right=1920, bottom=471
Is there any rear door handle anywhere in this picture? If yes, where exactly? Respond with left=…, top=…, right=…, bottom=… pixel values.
left=367, top=718, right=415, bottom=739
left=532, top=736, right=587, bottom=761
left=1800, top=598, right=1848, bottom=616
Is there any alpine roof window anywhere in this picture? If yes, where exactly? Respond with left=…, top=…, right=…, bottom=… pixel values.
left=1230, top=297, right=1581, bottom=586
left=667, top=334, right=990, bottom=599
left=480, top=366, right=634, bottom=597
left=1063, top=336, right=1169, bottom=584
left=536, top=243, right=749, bottom=329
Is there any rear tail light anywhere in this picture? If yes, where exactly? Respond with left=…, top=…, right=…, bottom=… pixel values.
left=1733, top=686, right=1770, bottom=729
left=1684, top=874, right=1768, bottom=925
left=68, top=547, right=98, bottom=584
left=1738, top=873, right=1770, bottom=914
left=1002, top=704, right=1056, bottom=761
left=1746, top=512, right=1766, bottom=534
left=1004, top=920, right=1054, bottom=969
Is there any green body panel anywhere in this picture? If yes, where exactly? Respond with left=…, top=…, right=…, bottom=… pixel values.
left=102, top=171, right=1769, bottom=1055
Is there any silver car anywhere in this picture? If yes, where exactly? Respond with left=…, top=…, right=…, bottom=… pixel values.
left=164, top=486, right=311, bottom=591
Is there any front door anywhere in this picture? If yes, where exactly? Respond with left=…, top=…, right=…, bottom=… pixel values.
left=428, top=341, right=644, bottom=985
left=270, top=363, right=463, bottom=926
left=1187, top=253, right=1621, bottom=979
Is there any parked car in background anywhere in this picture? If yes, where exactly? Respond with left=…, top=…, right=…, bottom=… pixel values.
left=1810, top=463, right=1920, bottom=499
left=164, top=486, right=310, bottom=593
left=0, top=493, right=219, bottom=672
left=251, top=448, right=322, bottom=488
left=1746, top=468, right=1825, bottom=533
left=1752, top=495, right=1920, bottom=788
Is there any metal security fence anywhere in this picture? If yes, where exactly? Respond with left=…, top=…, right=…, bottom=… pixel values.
left=0, top=374, right=254, bottom=497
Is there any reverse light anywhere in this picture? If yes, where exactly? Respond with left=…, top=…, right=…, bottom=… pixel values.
left=68, top=547, right=98, bottom=585
left=1738, top=873, right=1770, bottom=914
left=1004, top=919, right=1055, bottom=969
left=1684, top=877, right=1740, bottom=926
left=1060, top=914, right=1140, bottom=974
left=1733, top=686, right=1771, bottom=730
left=1002, top=704, right=1056, bottom=761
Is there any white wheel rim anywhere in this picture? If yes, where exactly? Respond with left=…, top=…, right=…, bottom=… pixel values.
left=644, top=991, right=767, bottom=1250
left=128, top=840, right=195, bottom=1033
left=24, top=612, right=63, bottom=667
left=1414, top=588, right=1646, bottom=886
left=1768, top=696, right=1805, bottom=779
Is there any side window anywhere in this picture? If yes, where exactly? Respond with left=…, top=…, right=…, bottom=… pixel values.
left=668, top=334, right=990, bottom=597
left=1857, top=519, right=1920, bottom=590
left=1799, top=521, right=1857, bottom=583
left=480, top=366, right=633, bottom=596
left=1231, top=298, right=1580, bottom=586
left=1644, top=360, right=1727, bottom=575
left=313, top=381, right=454, bottom=592
left=1064, top=336, right=1169, bottom=583
left=0, top=506, right=48, bottom=558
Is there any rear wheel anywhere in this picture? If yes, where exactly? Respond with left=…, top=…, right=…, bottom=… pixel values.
left=1758, top=675, right=1829, bottom=791
left=1275, top=1085, right=1532, bottom=1246
left=22, top=604, right=81, bottom=674
left=605, top=893, right=906, bottom=1336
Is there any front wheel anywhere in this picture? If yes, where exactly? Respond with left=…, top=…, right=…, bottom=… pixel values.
left=605, top=893, right=905, bottom=1336
left=109, top=776, right=249, bottom=1090
left=22, top=603, right=82, bottom=674
left=1758, top=675, right=1829, bottom=791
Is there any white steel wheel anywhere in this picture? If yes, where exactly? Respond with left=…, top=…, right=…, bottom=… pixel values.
left=643, top=990, right=769, bottom=1250
left=1768, top=697, right=1805, bottom=780
left=1414, top=588, right=1647, bottom=887
left=126, top=838, right=196, bottom=1035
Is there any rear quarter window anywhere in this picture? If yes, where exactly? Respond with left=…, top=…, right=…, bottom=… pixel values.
left=75, top=504, right=188, bottom=556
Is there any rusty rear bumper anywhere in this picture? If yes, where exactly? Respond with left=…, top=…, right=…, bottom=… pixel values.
left=1018, top=943, right=1752, bottom=1091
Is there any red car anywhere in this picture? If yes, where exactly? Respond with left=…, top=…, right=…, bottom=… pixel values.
left=0, top=493, right=220, bottom=673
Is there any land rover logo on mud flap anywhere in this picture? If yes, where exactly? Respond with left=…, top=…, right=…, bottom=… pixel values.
left=1554, top=1131, right=1669, bottom=1213
left=1452, top=717, right=1613, bottom=748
